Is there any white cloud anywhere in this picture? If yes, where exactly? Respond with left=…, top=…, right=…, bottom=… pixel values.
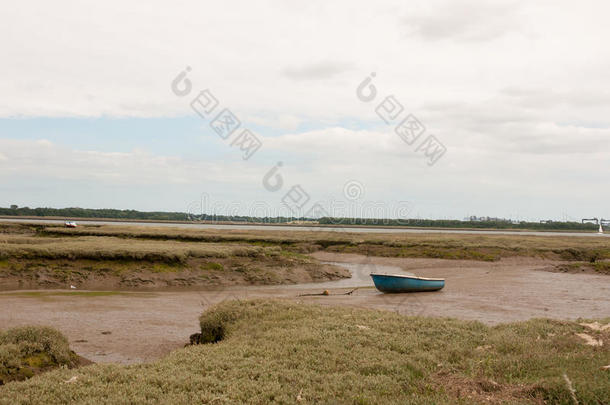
left=0, top=0, right=609, bottom=219
left=402, top=0, right=525, bottom=42
left=0, top=139, right=257, bottom=186
left=1, top=0, right=607, bottom=122
left=282, top=62, right=354, bottom=81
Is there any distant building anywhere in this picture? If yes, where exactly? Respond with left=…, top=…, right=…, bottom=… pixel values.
left=466, top=216, right=514, bottom=223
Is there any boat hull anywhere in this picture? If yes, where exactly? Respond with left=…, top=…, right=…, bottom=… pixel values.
left=371, top=274, right=444, bottom=293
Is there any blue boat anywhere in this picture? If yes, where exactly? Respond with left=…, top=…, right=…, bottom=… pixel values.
left=370, top=273, right=445, bottom=293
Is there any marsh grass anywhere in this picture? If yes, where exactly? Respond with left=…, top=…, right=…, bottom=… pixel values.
left=0, top=234, right=270, bottom=263
left=202, top=262, right=224, bottom=271
left=554, top=261, right=610, bottom=275
left=0, top=326, right=76, bottom=385
left=593, top=261, right=610, bottom=274
left=1, top=300, right=608, bottom=404
left=0, top=231, right=348, bottom=288
left=39, top=224, right=610, bottom=262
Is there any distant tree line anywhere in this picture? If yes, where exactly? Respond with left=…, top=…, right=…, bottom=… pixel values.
left=187, top=214, right=310, bottom=223
left=317, top=217, right=599, bottom=231
left=0, top=206, right=190, bottom=221
left=0, top=206, right=307, bottom=223
left=0, top=206, right=600, bottom=230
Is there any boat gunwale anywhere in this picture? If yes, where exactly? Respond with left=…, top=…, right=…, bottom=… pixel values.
left=370, top=273, right=445, bottom=282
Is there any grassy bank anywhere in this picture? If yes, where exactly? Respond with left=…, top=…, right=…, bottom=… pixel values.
left=0, top=326, right=80, bottom=385
left=1, top=300, right=608, bottom=404
left=0, top=227, right=349, bottom=289
left=38, top=223, right=610, bottom=262
left=0, top=234, right=270, bottom=263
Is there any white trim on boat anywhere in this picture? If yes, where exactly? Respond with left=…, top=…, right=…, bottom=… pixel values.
left=370, top=273, right=445, bottom=281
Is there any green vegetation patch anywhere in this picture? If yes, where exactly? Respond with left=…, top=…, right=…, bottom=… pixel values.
left=201, top=261, right=224, bottom=271
left=593, top=261, right=610, bottom=274
left=554, top=261, right=610, bottom=275
left=1, top=300, right=608, bottom=404
left=0, top=326, right=77, bottom=385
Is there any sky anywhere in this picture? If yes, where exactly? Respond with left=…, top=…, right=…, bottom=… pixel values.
left=1, top=0, right=609, bottom=221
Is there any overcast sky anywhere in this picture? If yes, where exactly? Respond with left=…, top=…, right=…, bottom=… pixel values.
left=1, top=0, right=609, bottom=221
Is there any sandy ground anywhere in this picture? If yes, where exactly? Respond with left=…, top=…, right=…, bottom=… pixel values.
left=0, top=253, right=608, bottom=365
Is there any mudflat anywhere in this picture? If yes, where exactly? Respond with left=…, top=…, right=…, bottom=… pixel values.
left=1, top=253, right=607, bottom=365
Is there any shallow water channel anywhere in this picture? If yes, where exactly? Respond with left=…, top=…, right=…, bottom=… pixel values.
left=279, top=261, right=415, bottom=290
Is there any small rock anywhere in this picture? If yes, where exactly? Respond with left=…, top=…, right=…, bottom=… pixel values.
left=101, top=331, right=111, bottom=335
